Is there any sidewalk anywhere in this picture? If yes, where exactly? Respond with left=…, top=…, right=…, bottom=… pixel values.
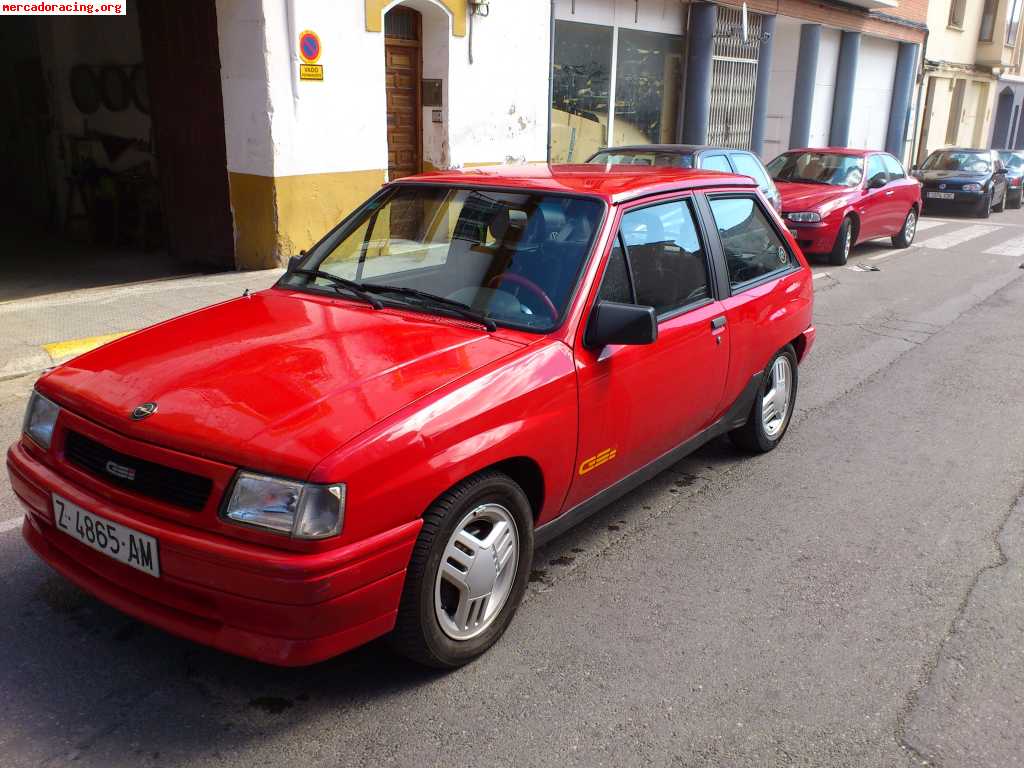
left=0, top=269, right=284, bottom=380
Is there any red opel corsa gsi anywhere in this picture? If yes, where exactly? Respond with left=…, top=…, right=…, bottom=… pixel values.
left=8, top=166, right=815, bottom=668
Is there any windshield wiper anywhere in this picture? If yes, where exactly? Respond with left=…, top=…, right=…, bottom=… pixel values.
left=289, top=268, right=383, bottom=309
left=360, top=283, right=497, bottom=331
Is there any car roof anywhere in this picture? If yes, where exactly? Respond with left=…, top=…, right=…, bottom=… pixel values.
left=393, top=163, right=757, bottom=204
left=783, top=147, right=877, bottom=157
left=592, top=144, right=750, bottom=155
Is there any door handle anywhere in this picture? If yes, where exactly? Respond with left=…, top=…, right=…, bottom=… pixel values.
left=711, top=316, right=726, bottom=330
left=885, top=190, right=895, bottom=196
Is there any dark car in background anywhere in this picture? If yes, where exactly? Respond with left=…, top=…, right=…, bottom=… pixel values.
left=997, top=150, right=1024, bottom=209
left=913, top=148, right=1008, bottom=218
left=587, top=144, right=782, bottom=212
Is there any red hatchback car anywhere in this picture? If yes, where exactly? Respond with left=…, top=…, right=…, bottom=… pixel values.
left=8, top=166, right=814, bottom=668
left=767, top=148, right=922, bottom=265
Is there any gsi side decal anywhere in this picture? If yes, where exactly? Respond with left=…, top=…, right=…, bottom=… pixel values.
left=579, top=448, right=617, bottom=475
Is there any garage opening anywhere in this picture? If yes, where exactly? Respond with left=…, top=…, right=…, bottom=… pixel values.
left=0, top=0, right=235, bottom=302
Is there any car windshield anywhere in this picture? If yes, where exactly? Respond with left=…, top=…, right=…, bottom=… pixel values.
left=278, top=185, right=604, bottom=332
left=922, top=151, right=991, bottom=173
left=998, top=151, right=1024, bottom=170
left=588, top=150, right=694, bottom=168
left=766, top=152, right=864, bottom=187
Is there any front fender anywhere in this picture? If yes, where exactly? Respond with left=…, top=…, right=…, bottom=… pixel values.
left=311, top=341, right=579, bottom=545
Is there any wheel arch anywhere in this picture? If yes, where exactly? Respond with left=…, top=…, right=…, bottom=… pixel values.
left=426, top=456, right=546, bottom=524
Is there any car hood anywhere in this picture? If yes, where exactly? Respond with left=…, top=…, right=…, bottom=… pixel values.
left=39, top=289, right=524, bottom=478
left=917, top=170, right=991, bottom=184
left=775, top=181, right=855, bottom=214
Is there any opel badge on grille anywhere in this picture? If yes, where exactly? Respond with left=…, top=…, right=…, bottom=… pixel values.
left=131, top=402, right=158, bottom=420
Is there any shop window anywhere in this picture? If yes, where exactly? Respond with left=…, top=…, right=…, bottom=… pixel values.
left=612, top=29, right=683, bottom=146
left=551, top=20, right=613, bottom=162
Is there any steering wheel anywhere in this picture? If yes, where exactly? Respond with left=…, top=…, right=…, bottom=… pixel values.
left=487, top=273, right=558, bottom=320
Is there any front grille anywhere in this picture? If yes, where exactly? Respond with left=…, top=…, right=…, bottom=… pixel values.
left=64, top=430, right=213, bottom=512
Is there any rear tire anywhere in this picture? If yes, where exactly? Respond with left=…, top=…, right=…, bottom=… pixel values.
left=1010, top=190, right=1022, bottom=209
left=891, top=207, right=917, bottom=249
left=390, top=471, right=533, bottom=668
left=730, top=345, right=799, bottom=454
left=828, top=217, right=853, bottom=266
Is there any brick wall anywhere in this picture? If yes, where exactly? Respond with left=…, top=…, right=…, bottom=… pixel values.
left=717, top=0, right=927, bottom=44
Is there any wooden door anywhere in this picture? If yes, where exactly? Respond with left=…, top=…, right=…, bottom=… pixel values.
left=137, top=0, right=234, bottom=270
left=384, top=8, right=422, bottom=180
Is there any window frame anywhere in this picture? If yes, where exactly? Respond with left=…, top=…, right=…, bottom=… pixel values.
left=595, top=193, right=721, bottom=324
left=699, top=191, right=801, bottom=296
left=948, top=0, right=967, bottom=30
left=1007, top=0, right=1023, bottom=46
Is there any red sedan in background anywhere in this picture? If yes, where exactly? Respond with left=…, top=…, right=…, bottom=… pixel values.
left=9, top=165, right=814, bottom=668
left=766, top=148, right=922, bottom=265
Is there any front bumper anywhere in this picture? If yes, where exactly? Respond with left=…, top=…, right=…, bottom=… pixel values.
left=922, top=189, right=985, bottom=206
left=785, top=220, right=839, bottom=255
left=8, top=440, right=420, bottom=666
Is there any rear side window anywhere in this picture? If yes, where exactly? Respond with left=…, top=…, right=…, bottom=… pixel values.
left=730, top=153, right=771, bottom=191
left=882, top=154, right=905, bottom=179
left=708, top=196, right=795, bottom=289
left=597, top=198, right=710, bottom=316
left=702, top=154, right=732, bottom=173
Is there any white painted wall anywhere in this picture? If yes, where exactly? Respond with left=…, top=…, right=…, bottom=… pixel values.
left=809, top=27, right=840, bottom=147
left=848, top=35, right=898, bottom=150
left=762, top=15, right=800, bottom=160
left=553, top=0, right=685, bottom=33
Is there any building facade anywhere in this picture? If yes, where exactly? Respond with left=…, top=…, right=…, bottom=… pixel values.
left=0, top=0, right=930, bottom=282
left=915, top=0, right=1024, bottom=164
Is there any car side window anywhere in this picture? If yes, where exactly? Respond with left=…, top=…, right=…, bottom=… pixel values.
left=881, top=154, right=905, bottom=179
left=702, top=154, right=732, bottom=173
left=730, top=153, right=771, bottom=192
left=866, top=154, right=888, bottom=185
left=708, top=196, right=795, bottom=290
left=598, top=199, right=709, bottom=317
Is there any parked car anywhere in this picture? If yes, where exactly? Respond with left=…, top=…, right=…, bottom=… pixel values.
left=766, top=148, right=922, bottom=266
left=8, top=165, right=815, bottom=669
left=587, top=144, right=783, bottom=212
left=913, top=148, right=1008, bottom=218
left=997, top=150, right=1024, bottom=209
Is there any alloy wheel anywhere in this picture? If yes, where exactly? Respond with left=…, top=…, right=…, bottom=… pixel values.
left=434, top=503, right=519, bottom=641
left=762, top=355, right=793, bottom=438
left=904, top=210, right=916, bottom=243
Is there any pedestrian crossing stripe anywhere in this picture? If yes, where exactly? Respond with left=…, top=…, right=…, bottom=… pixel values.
left=911, top=225, right=1000, bottom=250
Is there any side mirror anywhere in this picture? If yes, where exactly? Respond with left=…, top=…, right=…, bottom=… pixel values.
left=867, top=174, right=888, bottom=190
left=585, top=300, right=658, bottom=350
left=911, top=164, right=919, bottom=171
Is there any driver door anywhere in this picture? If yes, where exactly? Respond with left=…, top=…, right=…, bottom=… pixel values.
left=567, top=195, right=730, bottom=508
left=858, top=154, right=891, bottom=239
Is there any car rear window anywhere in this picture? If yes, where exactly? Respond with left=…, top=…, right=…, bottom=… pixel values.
left=588, top=150, right=694, bottom=168
left=708, top=196, right=795, bottom=290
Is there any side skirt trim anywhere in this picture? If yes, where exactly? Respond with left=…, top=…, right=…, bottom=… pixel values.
left=534, top=371, right=763, bottom=548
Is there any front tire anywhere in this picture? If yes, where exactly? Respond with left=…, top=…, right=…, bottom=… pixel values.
left=828, top=217, right=853, bottom=266
left=891, top=207, right=917, bottom=248
left=730, top=345, right=799, bottom=454
left=390, top=471, right=533, bottom=668
left=977, top=192, right=992, bottom=218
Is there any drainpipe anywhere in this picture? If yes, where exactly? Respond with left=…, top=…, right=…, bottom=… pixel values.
left=909, top=28, right=929, bottom=166
left=547, top=0, right=555, bottom=162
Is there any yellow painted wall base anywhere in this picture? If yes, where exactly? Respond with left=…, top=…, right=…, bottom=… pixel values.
left=228, top=169, right=386, bottom=269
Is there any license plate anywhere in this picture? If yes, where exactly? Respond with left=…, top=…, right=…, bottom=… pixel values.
left=52, top=494, right=160, bottom=577
left=927, top=191, right=955, bottom=199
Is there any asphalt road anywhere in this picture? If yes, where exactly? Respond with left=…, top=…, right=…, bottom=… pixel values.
left=1, top=209, right=1023, bottom=767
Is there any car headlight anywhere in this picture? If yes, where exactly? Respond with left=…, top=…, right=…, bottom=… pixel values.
left=786, top=211, right=822, bottom=223
left=962, top=183, right=982, bottom=193
left=223, top=472, right=345, bottom=539
left=23, top=391, right=60, bottom=450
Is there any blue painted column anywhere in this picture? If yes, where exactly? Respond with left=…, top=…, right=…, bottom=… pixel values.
left=789, top=24, right=820, bottom=149
left=885, top=42, right=919, bottom=156
left=682, top=2, right=717, bottom=145
left=750, top=14, right=777, bottom=156
left=829, top=31, right=861, bottom=147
